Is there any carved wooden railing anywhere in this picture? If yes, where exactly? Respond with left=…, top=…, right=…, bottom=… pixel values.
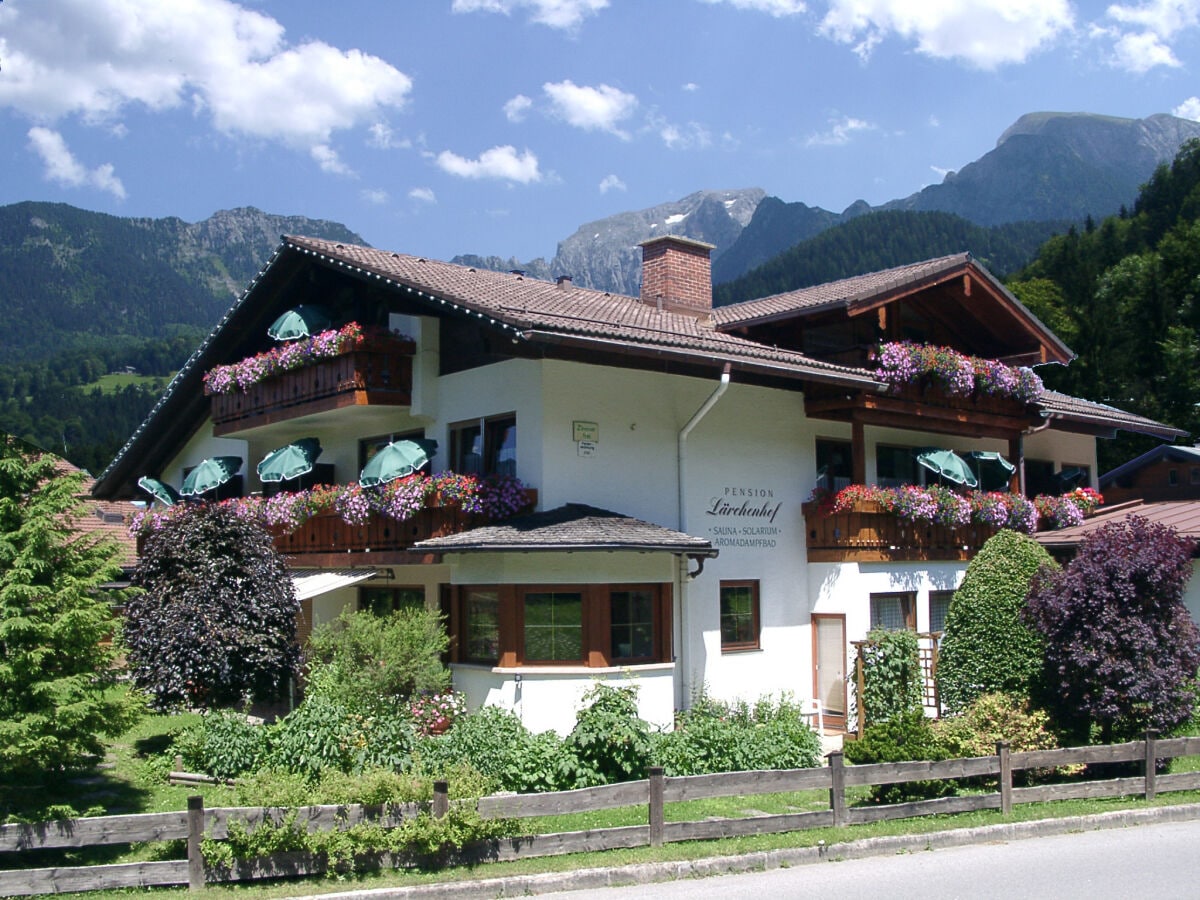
left=273, top=505, right=477, bottom=556
left=210, top=338, right=415, bottom=430
left=803, top=499, right=999, bottom=563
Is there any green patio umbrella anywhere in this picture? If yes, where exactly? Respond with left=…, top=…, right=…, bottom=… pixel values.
left=137, top=476, right=180, bottom=506
left=180, top=456, right=243, bottom=497
left=267, top=305, right=333, bottom=341
left=915, top=448, right=979, bottom=488
left=257, top=438, right=323, bottom=483
left=359, top=439, right=437, bottom=486
left=964, top=450, right=1016, bottom=492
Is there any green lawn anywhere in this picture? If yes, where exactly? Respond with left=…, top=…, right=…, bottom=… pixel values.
left=86, top=373, right=172, bottom=395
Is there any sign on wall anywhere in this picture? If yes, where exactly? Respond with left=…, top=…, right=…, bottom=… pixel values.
left=704, top=485, right=784, bottom=549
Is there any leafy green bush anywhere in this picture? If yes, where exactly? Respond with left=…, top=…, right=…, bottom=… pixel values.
left=652, top=693, right=822, bottom=776
left=859, top=628, right=923, bottom=727
left=415, top=705, right=569, bottom=794
left=563, top=683, right=651, bottom=787
left=842, top=709, right=954, bottom=804
left=266, top=694, right=416, bottom=779
left=933, top=692, right=1058, bottom=759
left=236, top=762, right=496, bottom=808
left=304, top=607, right=450, bottom=713
left=174, top=709, right=268, bottom=780
left=937, top=529, right=1057, bottom=713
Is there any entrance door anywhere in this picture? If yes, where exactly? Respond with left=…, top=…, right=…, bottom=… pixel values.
left=812, top=614, right=846, bottom=728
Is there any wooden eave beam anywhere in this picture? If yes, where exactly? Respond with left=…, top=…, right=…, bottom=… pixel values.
left=805, top=393, right=1040, bottom=440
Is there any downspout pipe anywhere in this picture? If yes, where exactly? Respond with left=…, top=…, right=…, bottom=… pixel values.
left=676, top=363, right=731, bottom=711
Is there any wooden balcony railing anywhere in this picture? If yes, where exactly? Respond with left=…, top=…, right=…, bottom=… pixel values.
left=273, top=506, right=478, bottom=558
left=211, top=339, right=415, bottom=434
left=803, top=499, right=999, bottom=562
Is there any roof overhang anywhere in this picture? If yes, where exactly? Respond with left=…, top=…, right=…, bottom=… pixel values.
left=293, top=568, right=377, bottom=601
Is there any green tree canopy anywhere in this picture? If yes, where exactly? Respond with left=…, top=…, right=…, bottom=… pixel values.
left=0, top=440, right=142, bottom=774
left=936, top=530, right=1058, bottom=714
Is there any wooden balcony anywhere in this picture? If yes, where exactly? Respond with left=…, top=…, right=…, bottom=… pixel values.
left=272, top=506, right=478, bottom=564
left=211, top=339, right=415, bottom=436
left=803, top=499, right=999, bottom=563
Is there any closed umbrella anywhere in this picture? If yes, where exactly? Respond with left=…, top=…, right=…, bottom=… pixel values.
left=915, top=448, right=979, bottom=488
left=137, top=476, right=180, bottom=506
left=180, top=456, right=243, bottom=497
left=257, top=438, right=322, bottom=483
left=359, top=439, right=437, bottom=486
left=964, top=450, right=1016, bottom=492
left=267, top=305, right=333, bottom=341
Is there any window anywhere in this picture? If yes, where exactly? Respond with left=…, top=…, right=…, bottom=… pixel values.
left=463, top=589, right=500, bottom=664
left=870, top=592, right=915, bottom=631
left=523, top=591, right=583, bottom=663
left=359, top=430, right=427, bottom=473
left=1169, top=468, right=1179, bottom=487
left=450, top=414, right=516, bottom=476
left=720, top=580, right=760, bottom=651
left=1192, top=468, right=1200, bottom=486
left=610, top=589, right=656, bottom=662
left=1025, top=459, right=1056, bottom=497
left=928, top=590, right=953, bottom=634
left=816, top=439, right=853, bottom=493
left=359, top=586, right=425, bottom=617
left=876, top=445, right=916, bottom=488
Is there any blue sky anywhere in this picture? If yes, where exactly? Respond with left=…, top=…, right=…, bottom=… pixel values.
left=2, top=0, right=1200, bottom=264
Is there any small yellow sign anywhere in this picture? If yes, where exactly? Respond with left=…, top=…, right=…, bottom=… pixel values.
left=573, top=420, right=599, bottom=442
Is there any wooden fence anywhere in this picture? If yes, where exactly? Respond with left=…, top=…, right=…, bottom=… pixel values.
left=4, top=732, right=1200, bottom=895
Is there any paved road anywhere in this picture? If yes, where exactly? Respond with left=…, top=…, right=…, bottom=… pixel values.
left=537, top=818, right=1200, bottom=899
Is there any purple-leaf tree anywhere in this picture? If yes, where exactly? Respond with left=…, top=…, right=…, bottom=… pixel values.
left=1024, top=517, right=1200, bottom=743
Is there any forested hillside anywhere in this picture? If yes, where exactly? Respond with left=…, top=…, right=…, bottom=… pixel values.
left=714, top=211, right=1064, bottom=305
left=1009, top=139, right=1200, bottom=471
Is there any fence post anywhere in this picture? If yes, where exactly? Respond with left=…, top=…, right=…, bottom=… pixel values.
left=186, top=795, right=205, bottom=892
left=996, top=741, right=1012, bottom=815
left=648, top=767, right=665, bottom=848
left=828, top=751, right=846, bottom=828
left=1144, top=729, right=1158, bottom=801
left=432, top=780, right=449, bottom=819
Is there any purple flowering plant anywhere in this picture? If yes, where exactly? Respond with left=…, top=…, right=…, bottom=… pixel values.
left=875, top=341, right=1044, bottom=403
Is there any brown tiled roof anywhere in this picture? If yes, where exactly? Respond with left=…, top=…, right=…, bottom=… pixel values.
left=285, top=236, right=876, bottom=386
left=1034, top=500, right=1200, bottom=553
left=1038, top=391, right=1187, bottom=440
left=712, top=254, right=973, bottom=327
left=413, top=503, right=718, bottom=556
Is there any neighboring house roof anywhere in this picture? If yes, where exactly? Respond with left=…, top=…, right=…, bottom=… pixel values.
left=1033, top=500, right=1200, bottom=555
left=1038, top=392, right=1187, bottom=441
left=91, top=237, right=1184, bottom=497
left=413, top=503, right=719, bottom=557
left=1100, top=444, right=1200, bottom=487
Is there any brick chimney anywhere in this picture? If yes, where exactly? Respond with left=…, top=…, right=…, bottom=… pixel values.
left=639, top=235, right=715, bottom=315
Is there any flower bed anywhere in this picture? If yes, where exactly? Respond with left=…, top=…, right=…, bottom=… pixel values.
left=131, top=472, right=532, bottom=536
left=813, top=484, right=1101, bottom=533
left=203, top=323, right=414, bottom=395
left=875, top=341, right=1044, bottom=403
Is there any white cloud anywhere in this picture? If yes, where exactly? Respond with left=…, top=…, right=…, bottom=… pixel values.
left=543, top=80, right=637, bottom=138
left=361, top=188, right=389, bottom=205
left=818, top=0, right=1074, bottom=69
left=504, top=94, right=534, bottom=122
left=930, top=164, right=953, bottom=179
left=682, top=82, right=700, bottom=92
left=656, top=118, right=713, bottom=150
left=368, top=122, right=410, bottom=149
left=928, top=115, right=941, bottom=127
left=451, top=0, right=609, bottom=29
left=696, top=0, right=806, bottom=15
left=27, top=126, right=126, bottom=199
left=1099, top=1, right=1200, bottom=72
left=1175, top=97, right=1200, bottom=120
left=598, top=174, right=626, bottom=193
left=409, top=187, right=437, bottom=203
left=805, top=115, right=873, bottom=147
left=0, top=0, right=412, bottom=163
left=435, top=145, right=542, bottom=183
left=311, top=144, right=353, bottom=175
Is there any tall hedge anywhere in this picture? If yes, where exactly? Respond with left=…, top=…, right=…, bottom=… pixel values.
left=936, top=529, right=1057, bottom=713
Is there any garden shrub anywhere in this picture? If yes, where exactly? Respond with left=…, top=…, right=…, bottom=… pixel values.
left=174, top=708, right=268, bottom=780
left=415, top=705, right=569, bottom=794
left=563, top=683, right=651, bottom=787
left=933, top=692, right=1063, bottom=784
left=266, top=693, right=416, bottom=779
left=304, top=607, right=450, bottom=714
left=236, top=762, right=496, bottom=808
left=937, top=530, right=1057, bottom=713
left=842, top=709, right=954, bottom=804
left=859, top=627, right=923, bottom=727
left=1025, top=516, right=1200, bottom=744
left=651, top=692, right=822, bottom=776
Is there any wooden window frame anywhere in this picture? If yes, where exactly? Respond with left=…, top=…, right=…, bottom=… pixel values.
left=521, top=588, right=587, bottom=666
left=449, top=413, right=516, bottom=477
left=719, top=579, right=761, bottom=653
left=870, top=591, right=916, bottom=632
